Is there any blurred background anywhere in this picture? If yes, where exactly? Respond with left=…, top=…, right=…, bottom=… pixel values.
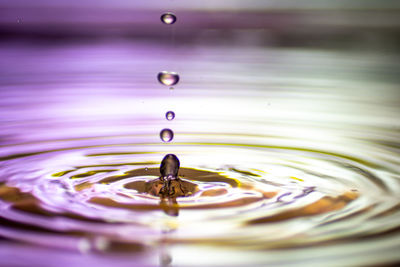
left=0, top=0, right=399, bottom=141
left=1, top=0, right=400, bottom=49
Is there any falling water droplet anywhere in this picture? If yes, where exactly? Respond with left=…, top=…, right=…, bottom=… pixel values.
left=166, top=111, right=175, bottom=121
left=158, top=71, right=179, bottom=86
left=161, top=12, right=177, bottom=25
left=160, top=128, right=174, bottom=143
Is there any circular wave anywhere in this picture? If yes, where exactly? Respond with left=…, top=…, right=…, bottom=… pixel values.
left=0, top=41, right=399, bottom=266
left=1, top=131, right=399, bottom=266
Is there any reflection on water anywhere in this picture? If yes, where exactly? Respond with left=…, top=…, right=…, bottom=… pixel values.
left=0, top=3, right=400, bottom=265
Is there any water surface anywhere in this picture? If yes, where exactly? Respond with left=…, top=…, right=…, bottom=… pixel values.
left=0, top=39, right=400, bottom=266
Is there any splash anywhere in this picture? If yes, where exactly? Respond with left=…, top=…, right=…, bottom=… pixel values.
left=146, top=154, right=198, bottom=200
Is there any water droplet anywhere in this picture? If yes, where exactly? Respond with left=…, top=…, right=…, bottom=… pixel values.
left=161, top=12, right=176, bottom=25
left=160, top=154, right=180, bottom=178
left=160, top=128, right=174, bottom=142
left=145, top=167, right=148, bottom=171
left=166, top=111, right=175, bottom=121
left=158, top=71, right=179, bottom=86
left=17, top=18, right=22, bottom=23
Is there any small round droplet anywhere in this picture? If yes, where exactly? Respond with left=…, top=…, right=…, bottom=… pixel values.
left=17, top=18, right=22, bottom=24
left=158, top=71, right=179, bottom=86
left=160, top=128, right=174, bottom=142
left=161, top=12, right=176, bottom=25
left=166, top=111, right=175, bottom=121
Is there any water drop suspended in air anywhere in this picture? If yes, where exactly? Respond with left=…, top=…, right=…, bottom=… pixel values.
left=166, top=111, right=175, bottom=121
left=160, top=128, right=174, bottom=142
left=161, top=12, right=177, bottom=25
left=158, top=71, right=179, bottom=86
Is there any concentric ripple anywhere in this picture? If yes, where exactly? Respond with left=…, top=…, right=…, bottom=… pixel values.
left=0, top=41, right=400, bottom=266
left=1, top=130, right=400, bottom=263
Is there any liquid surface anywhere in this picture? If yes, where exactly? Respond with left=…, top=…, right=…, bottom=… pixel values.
left=0, top=41, right=400, bottom=267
